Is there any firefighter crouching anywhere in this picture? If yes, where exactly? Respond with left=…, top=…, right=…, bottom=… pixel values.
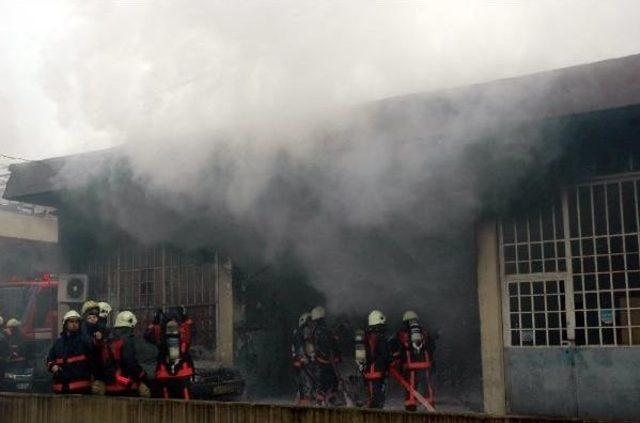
left=144, top=308, right=194, bottom=399
left=46, top=310, right=94, bottom=394
left=291, top=312, right=313, bottom=405
left=103, top=311, right=150, bottom=397
left=309, top=306, right=342, bottom=406
left=363, top=310, right=390, bottom=409
left=391, top=310, right=435, bottom=411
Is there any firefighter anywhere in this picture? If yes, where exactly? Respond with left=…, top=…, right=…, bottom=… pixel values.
left=343, top=328, right=367, bottom=407
left=391, top=310, right=435, bottom=411
left=3, top=319, right=27, bottom=368
left=144, top=308, right=194, bottom=399
left=46, top=310, right=94, bottom=394
left=363, top=310, right=390, bottom=409
left=291, top=312, right=313, bottom=405
left=103, top=311, right=150, bottom=397
left=309, top=306, right=341, bottom=406
left=97, top=302, right=112, bottom=332
left=0, top=316, right=7, bottom=379
left=81, top=300, right=102, bottom=340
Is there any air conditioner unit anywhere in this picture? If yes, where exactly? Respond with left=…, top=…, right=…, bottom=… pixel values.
left=58, top=274, right=88, bottom=303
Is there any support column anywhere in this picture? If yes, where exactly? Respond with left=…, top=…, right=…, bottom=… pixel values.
left=476, top=220, right=506, bottom=414
left=216, top=256, right=234, bottom=366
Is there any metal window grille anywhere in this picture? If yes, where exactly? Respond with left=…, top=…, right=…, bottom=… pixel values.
left=84, top=245, right=218, bottom=347
left=500, top=173, right=640, bottom=347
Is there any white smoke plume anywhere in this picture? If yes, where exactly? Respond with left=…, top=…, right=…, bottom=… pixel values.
left=2, top=0, right=640, bottom=305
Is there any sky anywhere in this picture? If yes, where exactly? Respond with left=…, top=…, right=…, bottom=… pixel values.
left=1, top=0, right=640, bottom=164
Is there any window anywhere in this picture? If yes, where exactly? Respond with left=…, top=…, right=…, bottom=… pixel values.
left=501, top=174, right=640, bottom=347
left=508, top=279, right=567, bottom=346
left=568, top=180, right=640, bottom=345
left=501, top=197, right=566, bottom=276
left=138, top=268, right=155, bottom=307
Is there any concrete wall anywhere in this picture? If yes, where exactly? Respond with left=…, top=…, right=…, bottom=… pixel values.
left=216, top=256, right=234, bottom=366
left=0, top=209, right=57, bottom=243
left=476, top=221, right=506, bottom=414
left=0, top=393, right=581, bottom=423
left=506, top=347, right=640, bottom=420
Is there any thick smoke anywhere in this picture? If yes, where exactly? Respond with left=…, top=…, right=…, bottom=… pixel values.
left=20, top=0, right=636, bottom=308
left=4, top=0, right=640, bottom=405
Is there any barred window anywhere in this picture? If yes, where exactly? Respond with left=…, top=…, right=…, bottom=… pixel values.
left=568, top=180, right=640, bottom=346
left=501, top=174, right=640, bottom=347
left=501, top=197, right=566, bottom=275
left=508, top=279, right=567, bottom=346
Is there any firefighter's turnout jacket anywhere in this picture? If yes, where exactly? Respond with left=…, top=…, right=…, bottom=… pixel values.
left=102, top=328, right=147, bottom=395
left=46, top=331, right=94, bottom=394
left=363, top=324, right=390, bottom=408
left=391, top=321, right=435, bottom=409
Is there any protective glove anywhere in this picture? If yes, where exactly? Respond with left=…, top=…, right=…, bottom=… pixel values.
left=138, top=382, right=151, bottom=398
left=91, top=380, right=106, bottom=395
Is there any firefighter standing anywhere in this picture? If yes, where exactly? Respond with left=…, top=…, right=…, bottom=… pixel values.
left=363, top=310, right=390, bottom=409
left=97, top=302, right=112, bottom=333
left=391, top=310, right=435, bottom=411
left=3, top=319, right=27, bottom=369
left=0, top=316, right=6, bottom=377
left=81, top=301, right=102, bottom=340
left=46, top=310, right=94, bottom=394
left=309, top=306, right=341, bottom=406
left=103, top=311, right=150, bottom=397
left=144, top=308, right=194, bottom=399
left=291, top=312, right=313, bottom=405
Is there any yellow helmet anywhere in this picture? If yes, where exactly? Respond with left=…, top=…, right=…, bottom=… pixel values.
left=402, top=310, right=419, bottom=322
left=81, top=300, right=100, bottom=316
left=368, top=310, right=386, bottom=326
left=114, top=311, right=137, bottom=328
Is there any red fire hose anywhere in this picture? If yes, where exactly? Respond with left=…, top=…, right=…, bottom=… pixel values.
left=389, top=367, right=436, bottom=413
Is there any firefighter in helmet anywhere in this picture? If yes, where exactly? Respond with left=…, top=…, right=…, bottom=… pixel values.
left=144, top=307, right=194, bottom=399
left=309, top=306, right=341, bottom=406
left=3, top=318, right=28, bottom=369
left=97, top=302, right=112, bottom=332
left=103, top=311, right=150, bottom=397
left=46, top=310, right=94, bottom=394
left=291, top=312, right=313, bottom=405
left=391, top=310, right=435, bottom=410
left=363, top=310, right=390, bottom=409
left=0, top=316, right=6, bottom=376
left=81, top=300, right=102, bottom=340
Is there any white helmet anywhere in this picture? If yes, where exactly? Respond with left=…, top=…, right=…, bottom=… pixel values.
left=63, top=310, right=82, bottom=324
left=368, top=310, right=386, bottom=326
left=403, top=310, right=419, bottom=322
left=81, top=300, right=100, bottom=316
left=114, top=311, right=137, bottom=328
left=311, top=306, right=326, bottom=321
left=98, top=302, right=112, bottom=319
left=298, top=312, right=311, bottom=327
left=5, top=318, right=21, bottom=328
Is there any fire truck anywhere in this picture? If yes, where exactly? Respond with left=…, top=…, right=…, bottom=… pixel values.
left=0, top=273, right=244, bottom=398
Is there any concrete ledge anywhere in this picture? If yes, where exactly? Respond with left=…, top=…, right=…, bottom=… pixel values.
left=0, top=209, right=57, bottom=243
left=0, top=393, right=596, bottom=423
